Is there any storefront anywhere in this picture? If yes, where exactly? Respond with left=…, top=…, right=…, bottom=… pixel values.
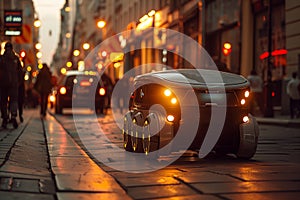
left=205, top=0, right=241, bottom=74
left=252, top=0, right=286, bottom=106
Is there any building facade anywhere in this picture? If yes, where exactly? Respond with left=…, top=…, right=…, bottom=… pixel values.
left=53, top=0, right=297, bottom=112
left=0, top=0, right=39, bottom=83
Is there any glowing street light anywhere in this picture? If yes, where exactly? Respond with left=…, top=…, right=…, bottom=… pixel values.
left=65, top=32, right=71, bottom=38
left=73, top=49, right=80, bottom=57
left=34, top=19, right=41, bottom=28
left=65, top=6, right=70, bottom=12
left=35, top=43, right=42, bottom=50
left=66, top=61, right=72, bottom=68
left=97, top=20, right=106, bottom=28
left=36, top=52, right=42, bottom=59
left=60, top=67, right=67, bottom=75
left=82, top=42, right=90, bottom=50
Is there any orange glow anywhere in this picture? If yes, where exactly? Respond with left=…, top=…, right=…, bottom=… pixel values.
left=59, top=87, right=67, bottom=95
left=223, top=42, right=232, bottom=49
left=171, top=97, right=177, bottom=104
left=167, top=115, right=175, bottom=122
left=241, top=99, right=246, bottom=105
left=80, top=81, right=91, bottom=87
left=244, top=90, right=250, bottom=98
left=243, top=116, right=249, bottom=123
left=164, top=89, right=171, bottom=97
left=99, top=88, right=106, bottom=96
left=49, top=95, right=55, bottom=102
left=20, top=50, right=26, bottom=58
left=223, top=42, right=232, bottom=56
left=97, top=20, right=106, bottom=28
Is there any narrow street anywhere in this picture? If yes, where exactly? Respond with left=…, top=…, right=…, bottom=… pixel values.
left=0, top=108, right=299, bottom=199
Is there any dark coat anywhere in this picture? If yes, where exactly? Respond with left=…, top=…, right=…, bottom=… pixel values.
left=34, top=66, right=53, bottom=94
left=0, top=51, right=23, bottom=88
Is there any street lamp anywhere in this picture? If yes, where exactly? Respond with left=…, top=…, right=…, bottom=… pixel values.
left=35, top=43, right=42, bottom=50
left=36, top=52, right=42, bottom=59
left=66, top=61, right=72, bottom=68
left=82, top=42, right=90, bottom=50
left=97, top=20, right=106, bottom=29
left=73, top=49, right=80, bottom=57
left=34, top=18, right=41, bottom=28
left=65, top=32, right=71, bottom=38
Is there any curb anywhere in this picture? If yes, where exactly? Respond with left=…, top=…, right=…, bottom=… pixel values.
left=256, top=118, right=300, bottom=128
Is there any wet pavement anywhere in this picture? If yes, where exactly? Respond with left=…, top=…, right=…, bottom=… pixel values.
left=0, top=108, right=299, bottom=199
left=0, top=109, right=130, bottom=200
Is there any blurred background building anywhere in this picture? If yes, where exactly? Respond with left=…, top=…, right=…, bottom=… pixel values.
left=1, top=0, right=299, bottom=114
left=0, top=0, right=40, bottom=83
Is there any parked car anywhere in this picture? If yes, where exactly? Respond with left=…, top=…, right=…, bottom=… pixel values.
left=123, top=69, right=259, bottom=159
left=54, top=70, right=108, bottom=114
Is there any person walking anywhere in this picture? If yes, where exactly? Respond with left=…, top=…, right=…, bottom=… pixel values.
left=18, top=69, right=25, bottom=122
left=0, top=42, right=23, bottom=129
left=247, top=69, right=264, bottom=115
left=287, top=72, right=300, bottom=119
left=34, top=63, right=53, bottom=118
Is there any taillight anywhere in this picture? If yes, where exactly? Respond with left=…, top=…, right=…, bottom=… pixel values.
left=167, top=115, right=175, bottom=122
left=237, top=89, right=250, bottom=106
left=164, top=89, right=172, bottom=97
left=49, top=95, right=55, bottom=102
left=243, top=116, right=249, bottom=123
left=99, top=87, right=106, bottom=96
left=80, top=81, right=91, bottom=86
left=244, top=90, right=250, bottom=98
left=59, top=87, right=67, bottom=95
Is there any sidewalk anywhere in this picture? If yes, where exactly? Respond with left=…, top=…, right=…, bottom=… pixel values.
left=254, top=108, right=300, bottom=128
left=0, top=108, right=299, bottom=199
left=0, top=109, right=130, bottom=200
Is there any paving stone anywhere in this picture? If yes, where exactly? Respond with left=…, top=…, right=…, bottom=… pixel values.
left=11, top=178, right=40, bottom=193
left=40, top=179, right=56, bottom=193
left=57, top=192, right=132, bottom=200
left=127, top=184, right=198, bottom=199
left=49, top=149, right=84, bottom=157
left=55, top=173, right=125, bottom=193
left=191, top=181, right=300, bottom=194
left=0, top=177, right=12, bottom=190
left=157, top=194, right=223, bottom=200
left=0, top=191, right=55, bottom=200
left=50, top=157, right=99, bottom=174
left=110, top=169, right=185, bottom=179
left=117, top=176, right=180, bottom=187
left=174, top=172, right=238, bottom=183
left=222, top=192, right=300, bottom=200
left=231, top=172, right=300, bottom=181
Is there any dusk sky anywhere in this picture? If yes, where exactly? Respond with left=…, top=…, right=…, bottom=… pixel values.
left=33, top=0, right=65, bottom=66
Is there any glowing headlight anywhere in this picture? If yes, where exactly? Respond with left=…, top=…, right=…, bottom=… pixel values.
left=244, top=90, right=250, bottom=98
left=243, top=116, right=249, bottom=123
left=59, top=87, right=66, bottom=95
left=167, top=115, right=175, bottom=122
left=49, top=95, right=55, bottom=102
left=171, top=97, right=177, bottom=104
left=99, top=87, right=106, bottom=96
left=164, top=89, right=172, bottom=97
left=241, top=99, right=246, bottom=105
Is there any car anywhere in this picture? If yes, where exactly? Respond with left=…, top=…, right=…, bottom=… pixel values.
left=123, top=69, right=259, bottom=159
left=54, top=70, right=108, bottom=114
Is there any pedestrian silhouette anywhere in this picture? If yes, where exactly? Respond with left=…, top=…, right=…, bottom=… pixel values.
left=18, top=67, right=26, bottom=122
left=247, top=69, right=263, bottom=115
left=287, top=72, right=300, bottom=118
left=0, top=42, right=23, bottom=128
left=34, top=63, right=53, bottom=118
